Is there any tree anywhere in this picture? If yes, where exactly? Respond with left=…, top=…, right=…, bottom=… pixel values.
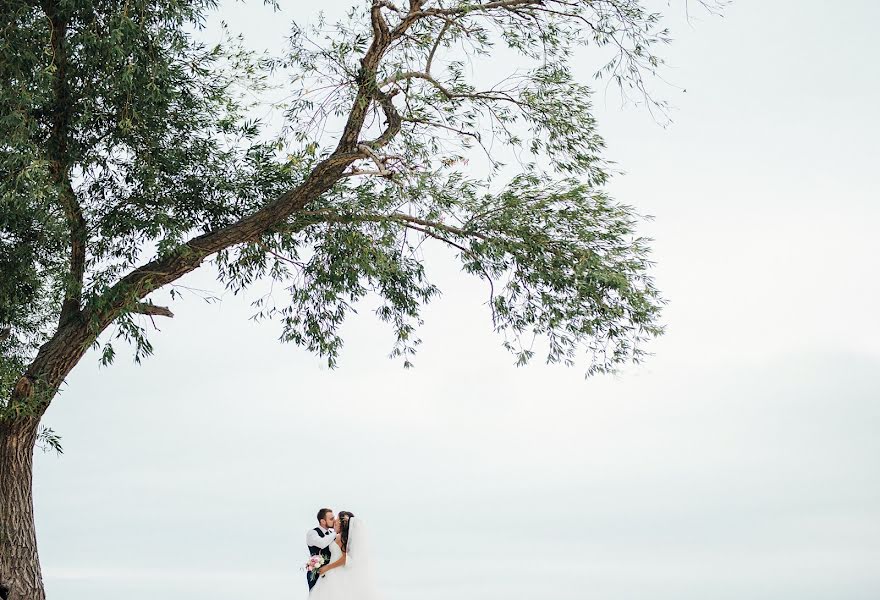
left=0, top=0, right=720, bottom=597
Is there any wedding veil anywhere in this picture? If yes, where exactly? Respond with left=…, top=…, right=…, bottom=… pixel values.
left=343, top=517, right=381, bottom=599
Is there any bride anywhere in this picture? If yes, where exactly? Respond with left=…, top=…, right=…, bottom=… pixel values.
left=309, top=511, right=380, bottom=599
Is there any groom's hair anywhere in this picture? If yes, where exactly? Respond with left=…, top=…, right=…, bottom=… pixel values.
left=317, top=508, right=332, bottom=523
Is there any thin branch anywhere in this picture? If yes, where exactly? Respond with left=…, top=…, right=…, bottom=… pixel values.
left=131, top=303, right=174, bottom=318
left=425, top=20, right=450, bottom=75
left=357, top=143, right=392, bottom=176
left=296, top=209, right=491, bottom=242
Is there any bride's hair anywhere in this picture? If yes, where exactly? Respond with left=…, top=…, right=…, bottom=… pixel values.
left=338, top=511, right=355, bottom=551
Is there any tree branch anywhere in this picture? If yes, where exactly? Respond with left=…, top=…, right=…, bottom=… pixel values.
left=415, top=0, right=543, bottom=18
left=131, top=303, right=174, bottom=318
left=359, top=88, right=403, bottom=149
left=41, top=1, right=86, bottom=325
left=86, top=0, right=418, bottom=333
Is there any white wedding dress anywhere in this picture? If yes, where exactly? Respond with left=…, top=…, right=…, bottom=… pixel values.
left=308, top=518, right=381, bottom=600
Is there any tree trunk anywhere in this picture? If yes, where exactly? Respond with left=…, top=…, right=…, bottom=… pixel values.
left=0, top=417, right=45, bottom=600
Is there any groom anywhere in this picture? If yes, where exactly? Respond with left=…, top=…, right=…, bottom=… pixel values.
left=306, top=508, right=337, bottom=591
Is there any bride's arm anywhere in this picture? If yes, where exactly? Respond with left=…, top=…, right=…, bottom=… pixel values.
left=318, top=548, right=347, bottom=575
left=307, top=529, right=338, bottom=550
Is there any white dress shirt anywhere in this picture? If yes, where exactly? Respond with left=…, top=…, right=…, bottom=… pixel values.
left=306, top=526, right=337, bottom=551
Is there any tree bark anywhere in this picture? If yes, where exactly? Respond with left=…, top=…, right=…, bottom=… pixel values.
left=0, top=417, right=45, bottom=600
left=0, top=321, right=91, bottom=600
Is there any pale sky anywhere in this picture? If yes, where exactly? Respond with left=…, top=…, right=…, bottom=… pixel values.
left=33, top=1, right=880, bottom=599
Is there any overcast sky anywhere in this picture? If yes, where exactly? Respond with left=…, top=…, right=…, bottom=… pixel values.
left=33, top=1, right=879, bottom=599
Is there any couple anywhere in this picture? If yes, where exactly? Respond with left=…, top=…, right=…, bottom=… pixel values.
left=305, top=508, right=380, bottom=599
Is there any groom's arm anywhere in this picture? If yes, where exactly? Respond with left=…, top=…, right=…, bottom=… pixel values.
left=306, top=529, right=337, bottom=550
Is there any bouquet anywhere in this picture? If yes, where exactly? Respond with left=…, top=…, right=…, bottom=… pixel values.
left=304, top=555, right=326, bottom=581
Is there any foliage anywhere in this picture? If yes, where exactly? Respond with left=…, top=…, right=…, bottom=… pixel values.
left=36, top=426, right=64, bottom=455
left=1, top=0, right=291, bottom=381
left=1, top=0, right=724, bottom=407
